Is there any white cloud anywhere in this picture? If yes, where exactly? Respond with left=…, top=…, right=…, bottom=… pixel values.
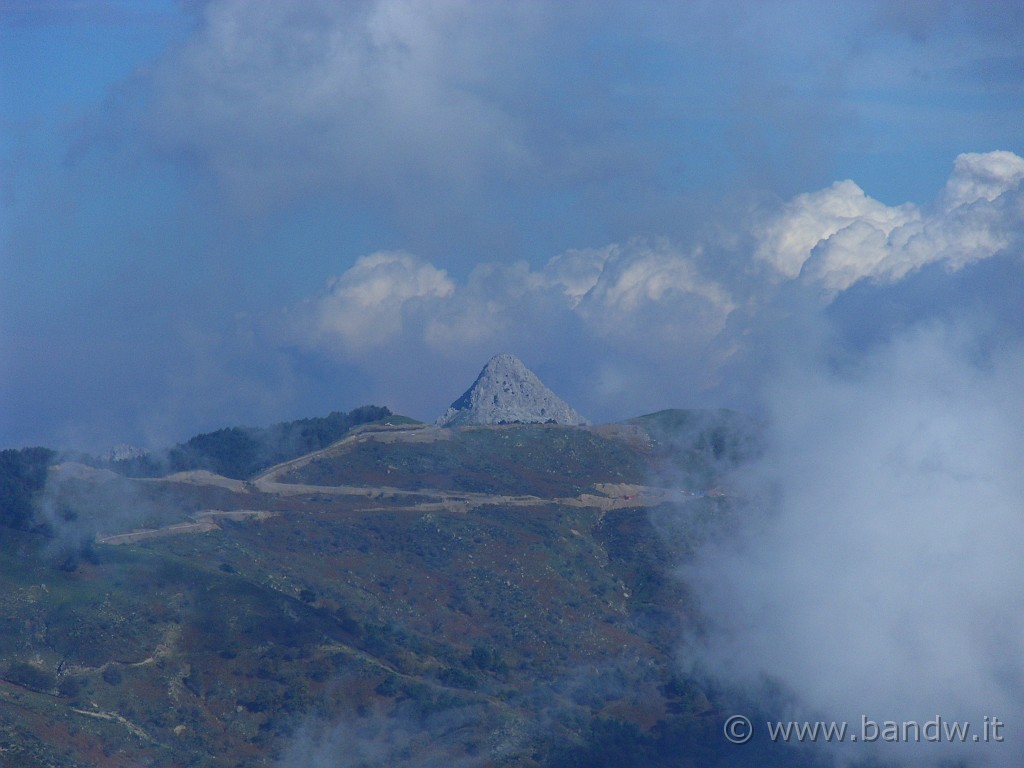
left=266, top=152, right=1024, bottom=428
left=421, top=260, right=544, bottom=351
left=584, top=243, right=710, bottom=312
left=940, top=150, right=1024, bottom=209
left=292, top=239, right=733, bottom=358
left=541, top=246, right=614, bottom=308
left=577, top=240, right=735, bottom=351
left=303, top=251, right=453, bottom=352
left=684, top=324, right=1024, bottom=766
left=754, top=179, right=920, bottom=282
left=754, top=151, right=1024, bottom=294
left=144, top=0, right=534, bottom=208
left=274, top=238, right=736, bottom=421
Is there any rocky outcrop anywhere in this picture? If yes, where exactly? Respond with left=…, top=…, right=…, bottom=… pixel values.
left=103, top=444, right=151, bottom=463
left=436, top=354, right=589, bottom=427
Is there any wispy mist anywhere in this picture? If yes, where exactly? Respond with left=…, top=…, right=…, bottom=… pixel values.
left=683, top=321, right=1024, bottom=766
left=276, top=706, right=492, bottom=768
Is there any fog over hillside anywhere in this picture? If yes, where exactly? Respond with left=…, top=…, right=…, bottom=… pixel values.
left=684, top=323, right=1024, bottom=767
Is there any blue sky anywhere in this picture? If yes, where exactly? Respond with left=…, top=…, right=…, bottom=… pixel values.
left=2, top=0, right=1023, bottom=450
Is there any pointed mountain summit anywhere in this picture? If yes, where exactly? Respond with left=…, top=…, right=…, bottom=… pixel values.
left=436, top=354, right=589, bottom=427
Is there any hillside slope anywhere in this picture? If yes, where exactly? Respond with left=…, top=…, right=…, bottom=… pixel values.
left=0, top=410, right=820, bottom=768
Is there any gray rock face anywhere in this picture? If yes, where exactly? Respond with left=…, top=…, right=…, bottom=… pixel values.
left=103, top=444, right=151, bottom=463
left=436, top=354, right=589, bottom=427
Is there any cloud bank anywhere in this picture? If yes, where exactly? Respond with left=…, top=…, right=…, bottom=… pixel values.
left=658, top=152, right=1024, bottom=767
left=755, top=151, right=1024, bottom=293
left=274, top=237, right=736, bottom=422
left=683, top=324, right=1024, bottom=767
left=265, top=151, right=1022, bottom=427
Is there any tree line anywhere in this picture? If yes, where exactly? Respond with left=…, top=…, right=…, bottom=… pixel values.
left=0, top=406, right=397, bottom=530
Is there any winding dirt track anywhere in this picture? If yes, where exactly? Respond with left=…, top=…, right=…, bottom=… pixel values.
left=97, top=424, right=703, bottom=545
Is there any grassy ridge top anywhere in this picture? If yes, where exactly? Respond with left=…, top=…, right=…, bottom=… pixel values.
left=282, top=424, right=655, bottom=496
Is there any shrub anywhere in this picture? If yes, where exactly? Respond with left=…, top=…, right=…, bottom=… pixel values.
left=6, top=661, right=55, bottom=692
left=0, top=447, right=56, bottom=529
left=437, top=666, right=478, bottom=690
left=58, top=676, right=82, bottom=698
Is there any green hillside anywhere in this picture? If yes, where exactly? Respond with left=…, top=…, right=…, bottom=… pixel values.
left=0, top=410, right=818, bottom=768
left=280, top=424, right=654, bottom=495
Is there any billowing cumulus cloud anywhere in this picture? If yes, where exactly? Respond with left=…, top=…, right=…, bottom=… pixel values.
left=754, top=179, right=920, bottom=283
left=754, top=151, right=1023, bottom=295
left=277, top=238, right=736, bottom=420
left=267, top=151, right=1021, bottom=425
left=577, top=240, right=735, bottom=348
left=941, top=150, right=1024, bottom=209
left=290, top=239, right=732, bottom=358
left=297, top=251, right=454, bottom=352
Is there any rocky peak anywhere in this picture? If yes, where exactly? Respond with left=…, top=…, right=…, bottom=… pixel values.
left=436, top=354, right=589, bottom=427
